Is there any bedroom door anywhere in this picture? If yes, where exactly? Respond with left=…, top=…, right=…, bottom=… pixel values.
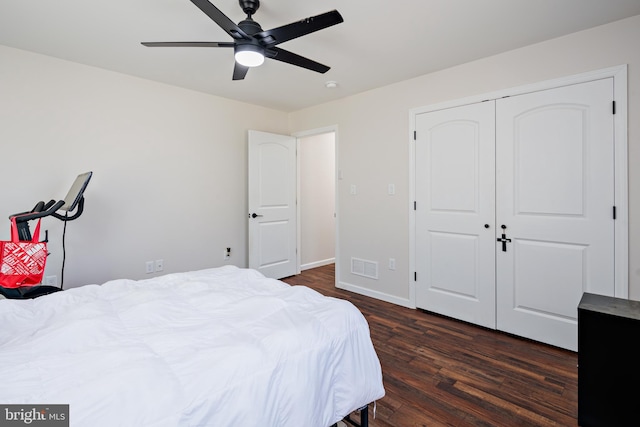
left=248, top=130, right=297, bottom=279
left=415, top=78, right=616, bottom=351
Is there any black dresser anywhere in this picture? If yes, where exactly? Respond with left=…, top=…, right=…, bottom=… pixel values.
left=578, top=292, right=640, bottom=426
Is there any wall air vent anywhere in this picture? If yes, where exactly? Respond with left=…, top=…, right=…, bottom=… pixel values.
left=351, top=257, right=379, bottom=280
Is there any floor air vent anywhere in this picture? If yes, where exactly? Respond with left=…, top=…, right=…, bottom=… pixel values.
left=351, top=258, right=378, bottom=279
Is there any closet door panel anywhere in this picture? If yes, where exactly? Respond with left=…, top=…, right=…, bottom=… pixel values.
left=415, top=102, right=496, bottom=329
left=495, top=78, right=615, bottom=351
left=515, top=107, right=585, bottom=215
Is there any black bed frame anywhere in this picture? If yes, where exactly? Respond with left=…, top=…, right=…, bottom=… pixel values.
left=331, top=404, right=369, bottom=427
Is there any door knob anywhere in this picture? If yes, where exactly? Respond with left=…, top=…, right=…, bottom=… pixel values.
left=249, top=213, right=263, bottom=218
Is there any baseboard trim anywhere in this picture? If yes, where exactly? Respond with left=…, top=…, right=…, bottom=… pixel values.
left=301, top=258, right=335, bottom=271
left=337, top=280, right=415, bottom=309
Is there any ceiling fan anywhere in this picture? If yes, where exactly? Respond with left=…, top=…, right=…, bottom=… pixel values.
left=142, top=0, right=344, bottom=80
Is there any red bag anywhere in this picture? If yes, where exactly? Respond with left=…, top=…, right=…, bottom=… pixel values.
left=0, top=217, right=48, bottom=289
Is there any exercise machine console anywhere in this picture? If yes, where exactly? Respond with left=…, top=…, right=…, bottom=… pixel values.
left=10, top=171, right=92, bottom=241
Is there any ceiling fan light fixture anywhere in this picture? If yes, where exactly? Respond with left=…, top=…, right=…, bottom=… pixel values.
left=235, top=44, right=265, bottom=67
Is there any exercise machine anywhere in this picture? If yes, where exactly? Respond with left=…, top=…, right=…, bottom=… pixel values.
left=1, top=172, right=92, bottom=299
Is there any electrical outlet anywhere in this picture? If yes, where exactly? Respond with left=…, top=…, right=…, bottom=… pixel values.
left=155, top=259, right=164, bottom=272
left=224, top=247, right=231, bottom=260
left=45, top=275, right=57, bottom=286
left=145, top=261, right=154, bottom=274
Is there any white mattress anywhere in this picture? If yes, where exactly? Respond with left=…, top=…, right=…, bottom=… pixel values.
left=0, top=266, right=385, bottom=426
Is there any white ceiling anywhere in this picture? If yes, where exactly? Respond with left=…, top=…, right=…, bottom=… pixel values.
left=2, top=0, right=640, bottom=112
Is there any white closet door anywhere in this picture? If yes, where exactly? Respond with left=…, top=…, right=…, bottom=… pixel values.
left=495, top=78, right=615, bottom=351
left=415, top=101, right=496, bottom=328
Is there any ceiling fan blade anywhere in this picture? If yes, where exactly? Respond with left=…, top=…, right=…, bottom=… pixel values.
left=141, top=41, right=235, bottom=48
left=266, top=47, right=330, bottom=74
left=255, top=10, right=343, bottom=46
left=233, top=63, right=249, bottom=80
left=190, top=0, right=250, bottom=40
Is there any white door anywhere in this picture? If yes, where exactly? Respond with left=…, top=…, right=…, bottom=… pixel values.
left=415, top=101, right=497, bottom=328
left=495, top=78, right=615, bottom=351
left=415, top=78, right=615, bottom=351
left=248, top=130, right=297, bottom=279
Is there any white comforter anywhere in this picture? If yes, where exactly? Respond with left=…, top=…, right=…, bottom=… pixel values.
left=0, top=266, right=384, bottom=427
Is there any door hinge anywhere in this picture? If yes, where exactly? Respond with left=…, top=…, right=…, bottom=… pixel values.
left=612, top=100, right=616, bottom=114
left=414, top=272, right=417, bottom=281
left=413, top=130, right=417, bottom=140
left=414, top=201, right=417, bottom=210
left=613, top=205, right=617, bottom=220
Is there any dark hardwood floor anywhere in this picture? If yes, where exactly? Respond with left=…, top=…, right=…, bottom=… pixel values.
left=282, top=264, right=579, bottom=427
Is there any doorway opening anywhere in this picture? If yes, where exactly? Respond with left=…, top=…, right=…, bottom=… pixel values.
left=296, top=128, right=337, bottom=274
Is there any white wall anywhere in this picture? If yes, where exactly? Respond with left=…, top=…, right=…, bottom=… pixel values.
left=0, top=45, right=289, bottom=287
left=299, top=132, right=335, bottom=269
left=3, top=15, right=639, bottom=303
left=289, top=15, right=640, bottom=303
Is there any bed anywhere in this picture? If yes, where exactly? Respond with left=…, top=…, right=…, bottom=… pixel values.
left=0, top=266, right=385, bottom=427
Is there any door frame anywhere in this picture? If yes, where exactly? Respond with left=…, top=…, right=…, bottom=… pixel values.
left=409, top=64, right=628, bottom=308
left=293, top=125, right=340, bottom=284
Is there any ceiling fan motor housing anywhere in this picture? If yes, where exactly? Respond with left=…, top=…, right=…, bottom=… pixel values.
left=238, top=18, right=263, bottom=36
